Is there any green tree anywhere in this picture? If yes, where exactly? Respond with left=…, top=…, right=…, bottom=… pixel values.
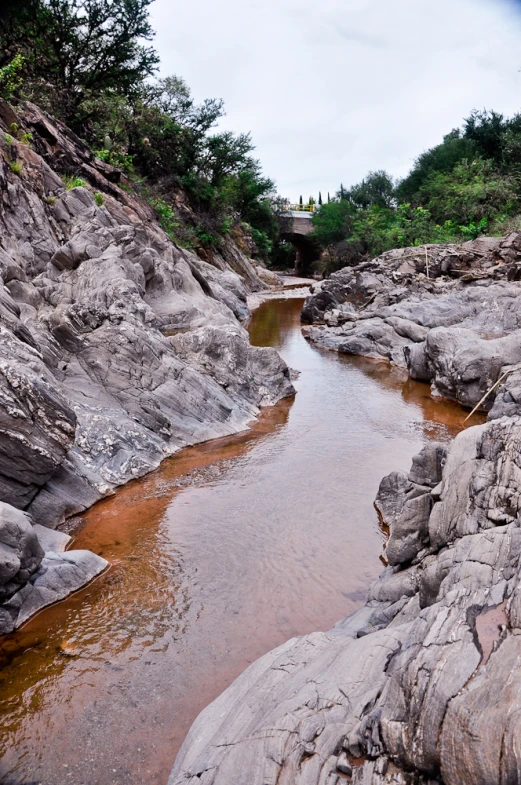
left=0, top=0, right=159, bottom=128
left=346, top=170, right=395, bottom=209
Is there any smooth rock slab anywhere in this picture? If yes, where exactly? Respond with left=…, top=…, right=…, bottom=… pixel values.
left=0, top=550, right=107, bottom=634
left=0, top=501, right=43, bottom=600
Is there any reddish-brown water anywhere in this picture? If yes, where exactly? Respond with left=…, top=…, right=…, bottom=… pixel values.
left=0, top=297, right=484, bottom=785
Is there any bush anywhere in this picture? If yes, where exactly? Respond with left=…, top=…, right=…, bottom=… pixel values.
left=152, top=198, right=179, bottom=240
left=62, top=175, right=87, bottom=190
left=94, top=192, right=104, bottom=207
left=0, top=54, right=24, bottom=100
left=9, top=160, right=22, bottom=175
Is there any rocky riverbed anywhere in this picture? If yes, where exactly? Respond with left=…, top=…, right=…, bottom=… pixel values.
left=0, top=99, right=293, bottom=633
left=170, top=243, right=521, bottom=784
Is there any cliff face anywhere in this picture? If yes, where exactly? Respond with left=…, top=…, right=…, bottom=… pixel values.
left=0, top=99, right=294, bottom=632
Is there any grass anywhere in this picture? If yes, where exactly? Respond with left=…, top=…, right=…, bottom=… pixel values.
left=9, top=161, right=22, bottom=175
left=94, top=192, right=104, bottom=206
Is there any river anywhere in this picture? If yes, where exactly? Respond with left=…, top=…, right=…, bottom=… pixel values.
left=0, top=295, right=483, bottom=785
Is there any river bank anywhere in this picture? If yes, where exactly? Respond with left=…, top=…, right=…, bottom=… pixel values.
left=0, top=296, right=483, bottom=785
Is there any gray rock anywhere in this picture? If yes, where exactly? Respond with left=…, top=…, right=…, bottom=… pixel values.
left=0, top=549, right=107, bottom=634
left=302, top=246, right=521, bottom=414
left=0, top=502, right=43, bottom=600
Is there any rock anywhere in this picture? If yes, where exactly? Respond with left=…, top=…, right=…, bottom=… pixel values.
left=255, top=266, right=283, bottom=286
left=33, top=523, right=71, bottom=553
left=0, top=549, right=107, bottom=634
left=302, top=245, right=521, bottom=414
left=0, top=502, right=43, bottom=601
left=170, top=324, right=295, bottom=409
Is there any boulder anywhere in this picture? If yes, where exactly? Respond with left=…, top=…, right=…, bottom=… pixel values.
left=0, top=502, right=43, bottom=601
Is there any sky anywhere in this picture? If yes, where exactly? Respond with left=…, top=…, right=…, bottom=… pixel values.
left=150, top=0, right=521, bottom=201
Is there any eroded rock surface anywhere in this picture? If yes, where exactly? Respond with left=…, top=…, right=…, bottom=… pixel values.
left=170, top=418, right=521, bottom=785
left=303, top=244, right=521, bottom=414
left=0, top=100, right=294, bottom=629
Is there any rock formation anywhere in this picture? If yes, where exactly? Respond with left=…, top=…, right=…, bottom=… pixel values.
left=302, top=239, right=521, bottom=413
left=0, top=99, right=294, bottom=631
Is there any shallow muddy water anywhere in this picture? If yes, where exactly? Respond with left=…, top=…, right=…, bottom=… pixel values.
left=0, top=297, right=484, bottom=785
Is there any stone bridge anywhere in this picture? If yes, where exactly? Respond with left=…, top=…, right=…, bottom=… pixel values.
left=278, top=211, right=319, bottom=275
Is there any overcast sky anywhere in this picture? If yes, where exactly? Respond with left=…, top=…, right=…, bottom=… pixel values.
left=150, top=0, right=521, bottom=201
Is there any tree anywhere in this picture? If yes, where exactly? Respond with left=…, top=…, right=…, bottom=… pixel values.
left=346, top=170, right=395, bottom=209
left=396, top=129, right=477, bottom=203
left=463, top=110, right=505, bottom=163
left=299, top=195, right=303, bottom=205
left=0, top=0, right=160, bottom=127
left=318, top=191, right=323, bottom=205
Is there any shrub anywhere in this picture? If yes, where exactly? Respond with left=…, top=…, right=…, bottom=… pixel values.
left=62, top=175, right=87, bottom=190
left=152, top=198, right=179, bottom=240
left=94, top=192, right=104, bottom=206
left=0, top=55, right=24, bottom=100
left=9, top=161, right=22, bottom=175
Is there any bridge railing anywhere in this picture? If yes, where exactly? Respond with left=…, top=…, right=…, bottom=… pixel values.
left=284, top=203, right=321, bottom=213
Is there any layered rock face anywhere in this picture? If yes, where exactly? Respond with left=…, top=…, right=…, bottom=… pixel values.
left=302, top=240, right=521, bottom=413
left=0, top=100, right=294, bottom=630
left=170, top=422, right=521, bottom=785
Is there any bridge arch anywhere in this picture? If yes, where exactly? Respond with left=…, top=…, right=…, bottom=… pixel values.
left=278, top=211, right=320, bottom=276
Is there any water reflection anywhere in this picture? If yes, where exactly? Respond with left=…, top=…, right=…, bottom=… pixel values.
left=0, top=297, right=483, bottom=785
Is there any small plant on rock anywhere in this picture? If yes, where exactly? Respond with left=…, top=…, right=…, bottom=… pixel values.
left=152, top=197, right=179, bottom=240
left=94, top=192, right=104, bottom=206
left=62, top=175, right=87, bottom=190
left=9, top=161, right=22, bottom=175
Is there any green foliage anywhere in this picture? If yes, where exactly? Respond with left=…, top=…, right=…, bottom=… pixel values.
left=0, top=1, right=282, bottom=263
left=313, top=107, right=521, bottom=272
left=250, top=228, right=272, bottom=258
left=0, top=54, right=24, bottom=99
left=152, top=198, right=179, bottom=241
left=94, top=147, right=133, bottom=172
left=44, top=195, right=57, bottom=205
left=94, top=192, right=104, bottom=206
left=311, top=200, right=356, bottom=246
left=9, top=160, right=22, bottom=175
left=0, top=0, right=159, bottom=128
left=459, top=217, right=488, bottom=240
left=417, top=158, right=518, bottom=225
left=344, top=170, right=395, bottom=209
left=62, top=175, right=87, bottom=190
left=3, top=133, right=14, bottom=146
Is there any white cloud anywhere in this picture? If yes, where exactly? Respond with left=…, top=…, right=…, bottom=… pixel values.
left=150, top=0, right=521, bottom=200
